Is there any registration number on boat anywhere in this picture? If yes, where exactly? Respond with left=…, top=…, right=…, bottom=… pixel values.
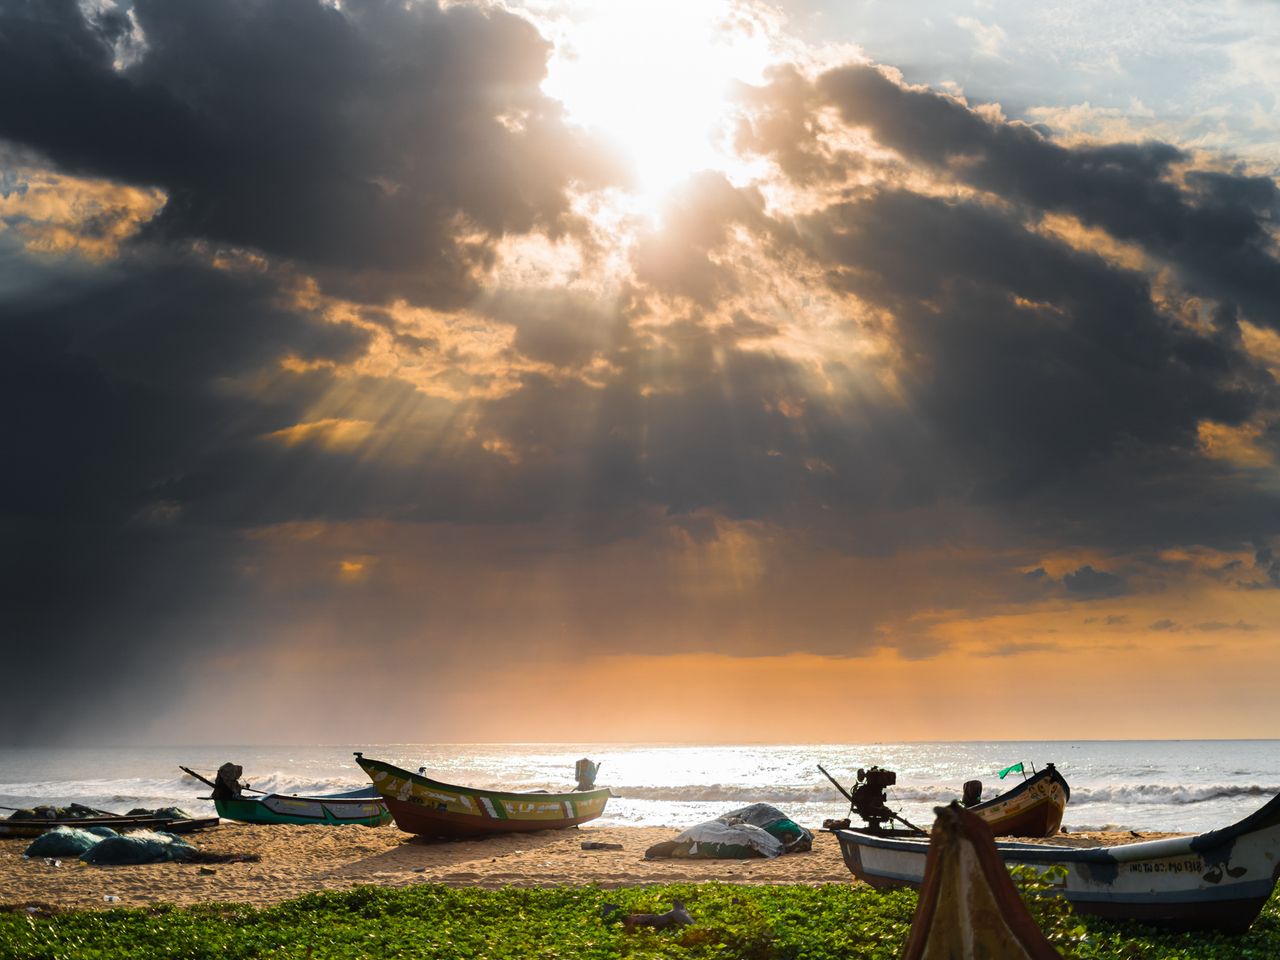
left=1127, top=858, right=1202, bottom=874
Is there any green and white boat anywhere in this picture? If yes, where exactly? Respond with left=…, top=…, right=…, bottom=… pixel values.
left=181, top=765, right=391, bottom=826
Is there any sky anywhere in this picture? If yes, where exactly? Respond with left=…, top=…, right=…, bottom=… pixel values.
left=2, top=0, right=1279, bottom=745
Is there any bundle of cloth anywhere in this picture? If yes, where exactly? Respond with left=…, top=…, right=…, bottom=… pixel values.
left=644, top=803, right=814, bottom=860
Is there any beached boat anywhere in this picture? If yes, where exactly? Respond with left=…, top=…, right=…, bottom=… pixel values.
left=0, top=811, right=217, bottom=838
left=968, top=763, right=1070, bottom=838
left=355, top=753, right=611, bottom=838
left=212, top=787, right=390, bottom=826
left=831, top=791, right=1280, bottom=933
left=819, top=761, right=1069, bottom=838
left=180, top=764, right=391, bottom=826
left=902, top=803, right=1061, bottom=960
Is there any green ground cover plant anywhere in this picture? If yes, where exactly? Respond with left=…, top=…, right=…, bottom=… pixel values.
left=2, top=881, right=1278, bottom=960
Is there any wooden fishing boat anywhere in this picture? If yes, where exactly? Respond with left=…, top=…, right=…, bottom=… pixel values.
left=180, top=764, right=391, bottom=826
left=831, top=791, right=1280, bottom=933
left=968, top=763, right=1070, bottom=838
left=902, top=803, right=1061, bottom=960
left=0, top=813, right=217, bottom=838
left=212, top=787, right=390, bottom=826
left=355, top=753, right=611, bottom=838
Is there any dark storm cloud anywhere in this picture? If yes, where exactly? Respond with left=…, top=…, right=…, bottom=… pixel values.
left=797, top=187, right=1264, bottom=500
left=5, top=0, right=1280, bottom=743
left=1253, top=544, right=1280, bottom=586
left=977, top=641, right=1061, bottom=657
left=0, top=0, right=628, bottom=739
left=1062, top=565, right=1129, bottom=599
left=464, top=318, right=955, bottom=534
left=2, top=256, right=367, bottom=523
left=481, top=290, right=623, bottom=368
left=734, top=65, right=854, bottom=186
left=809, top=63, right=1280, bottom=330
left=1194, top=620, right=1258, bottom=632
left=0, top=0, right=619, bottom=306
left=0, top=251, right=369, bottom=734
left=722, top=61, right=1280, bottom=559
left=461, top=177, right=1277, bottom=561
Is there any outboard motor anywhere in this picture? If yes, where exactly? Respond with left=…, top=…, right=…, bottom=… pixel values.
left=212, top=762, right=245, bottom=800
left=849, top=766, right=900, bottom=832
left=818, top=763, right=925, bottom=834
left=575, top=758, right=600, bottom=791
left=962, top=780, right=983, bottom=807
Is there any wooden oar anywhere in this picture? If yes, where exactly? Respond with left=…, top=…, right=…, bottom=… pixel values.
left=179, top=766, right=217, bottom=789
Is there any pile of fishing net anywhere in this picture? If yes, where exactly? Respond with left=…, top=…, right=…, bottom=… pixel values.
left=125, top=806, right=195, bottom=820
left=6, top=803, right=111, bottom=821
left=23, top=826, right=259, bottom=865
left=23, top=826, right=121, bottom=858
left=6, top=804, right=195, bottom=822
left=644, top=803, right=815, bottom=860
left=24, top=827, right=196, bottom=863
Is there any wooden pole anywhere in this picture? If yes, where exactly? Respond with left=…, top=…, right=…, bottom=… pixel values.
left=817, top=764, right=855, bottom=804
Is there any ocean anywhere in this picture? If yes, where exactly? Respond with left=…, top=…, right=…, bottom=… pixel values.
left=2, top=741, right=1276, bottom=835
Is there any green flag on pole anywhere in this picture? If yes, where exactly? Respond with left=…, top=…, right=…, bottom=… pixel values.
left=997, top=762, right=1025, bottom=779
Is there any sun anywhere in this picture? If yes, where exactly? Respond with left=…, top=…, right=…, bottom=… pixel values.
left=537, top=0, right=780, bottom=209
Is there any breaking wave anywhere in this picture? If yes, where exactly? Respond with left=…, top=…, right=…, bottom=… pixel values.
left=599, top=781, right=1280, bottom=807
left=226, top=774, right=372, bottom=796
left=1068, top=783, right=1280, bottom=805
left=7, top=776, right=1276, bottom=809
left=611, top=784, right=954, bottom=803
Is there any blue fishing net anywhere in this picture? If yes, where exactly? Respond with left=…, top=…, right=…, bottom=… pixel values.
left=24, top=826, right=116, bottom=858
left=79, top=830, right=197, bottom=865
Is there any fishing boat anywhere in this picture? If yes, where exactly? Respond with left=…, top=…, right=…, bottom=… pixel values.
left=831, top=791, right=1280, bottom=933
left=180, top=765, right=391, bottom=826
left=211, top=787, right=390, bottom=826
left=0, top=808, right=217, bottom=838
left=902, top=803, right=1061, bottom=960
left=355, top=752, right=611, bottom=838
left=819, top=761, right=1070, bottom=839
left=967, top=763, right=1070, bottom=838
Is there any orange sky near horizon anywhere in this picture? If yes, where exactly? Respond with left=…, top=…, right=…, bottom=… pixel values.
left=144, top=642, right=1280, bottom=745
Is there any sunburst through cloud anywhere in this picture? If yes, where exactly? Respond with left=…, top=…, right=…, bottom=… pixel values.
left=3, top=0, right=1280, bottom=751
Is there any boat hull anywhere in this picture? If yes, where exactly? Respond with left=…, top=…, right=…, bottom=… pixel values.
left=0, top=815, right=218, bottom=838
left=214, top=789, right=390, bottom=827
left=357, top=755, right=610, bottom=839
left=968, top=764, right=1070, bottom=838
left=833, top=792, right=1280, bottom=933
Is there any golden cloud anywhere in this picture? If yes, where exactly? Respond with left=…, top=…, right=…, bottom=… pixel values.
left=0, top=166, right=165, bottom=259
left=264, top=417, right=376, bottom=452
left=1197, top=418, right=1273, bottom=468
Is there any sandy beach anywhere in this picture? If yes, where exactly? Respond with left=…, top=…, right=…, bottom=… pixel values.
left=0, top=823, right=1180, bottom=913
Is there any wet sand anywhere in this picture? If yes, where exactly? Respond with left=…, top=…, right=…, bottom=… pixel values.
left=0, top=823, right=1179, bottom=912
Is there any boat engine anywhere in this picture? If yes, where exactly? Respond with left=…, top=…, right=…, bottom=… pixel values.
left=818, top=762, right=925, bottom=834
left=849, top=766, right=900, bottom=832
